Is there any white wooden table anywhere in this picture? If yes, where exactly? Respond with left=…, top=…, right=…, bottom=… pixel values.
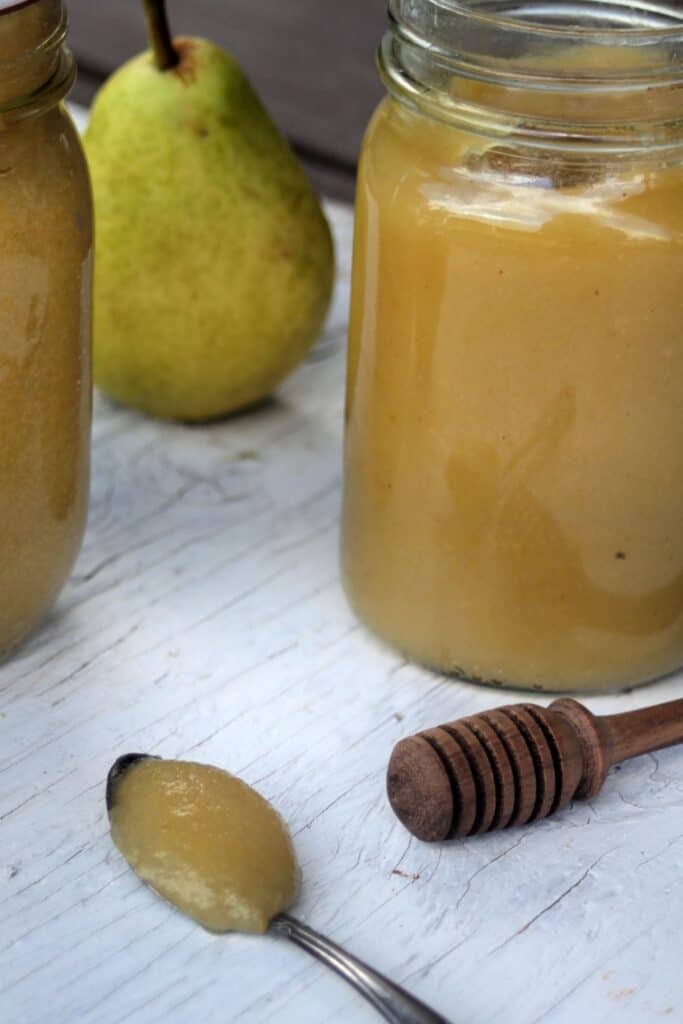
left=2, top=106, right=683, bottom=1024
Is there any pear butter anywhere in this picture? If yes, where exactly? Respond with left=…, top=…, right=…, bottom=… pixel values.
left=343, top=35, right=683, bottom=692
left=109, top=757, right=299, bottom=934
left=0, top=0, right=91, bottom=657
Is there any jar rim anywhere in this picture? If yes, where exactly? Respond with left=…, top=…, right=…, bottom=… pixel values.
left=0, top=0, right=66, bottom=65
left=384, top=0, right=683, bottom=92
left=0, top=0, right=72, bottom=118
left=381, top=0, right=683, bottom=154
left=429, top=0, right=683, bottom=41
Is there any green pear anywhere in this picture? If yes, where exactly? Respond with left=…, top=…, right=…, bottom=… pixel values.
left=84, top=0, right=334, bottom=422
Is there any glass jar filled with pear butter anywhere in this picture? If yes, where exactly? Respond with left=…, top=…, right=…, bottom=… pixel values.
left=0, top=0, right=91, bottom=658
left=342, top=0, right=683, bottom=693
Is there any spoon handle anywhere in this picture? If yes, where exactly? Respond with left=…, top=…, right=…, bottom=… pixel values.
left=271, top=914, right=450, bottom=1024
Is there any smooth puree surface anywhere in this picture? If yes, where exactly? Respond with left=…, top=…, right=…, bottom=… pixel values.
left=0, top=0, right=91, bottom=657
left=342, top=89, right=683, bottom=692
left=109, top=759, right=299, bottom=935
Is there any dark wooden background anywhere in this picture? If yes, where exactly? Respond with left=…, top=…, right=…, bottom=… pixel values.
left=67, top=0, right=387, bottom=200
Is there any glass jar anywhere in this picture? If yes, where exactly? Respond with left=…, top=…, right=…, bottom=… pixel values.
left=342, top=0, right=683, bottom=693
left=0, top=0, right=92, bottom=658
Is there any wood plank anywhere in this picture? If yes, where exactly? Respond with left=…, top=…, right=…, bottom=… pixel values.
left=67, top=0, right=386, bottom=176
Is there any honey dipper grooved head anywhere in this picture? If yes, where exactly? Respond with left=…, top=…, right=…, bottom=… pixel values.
left=388, top=697, right=683, bottom=842
left=387, top=736, right=453, bottom=842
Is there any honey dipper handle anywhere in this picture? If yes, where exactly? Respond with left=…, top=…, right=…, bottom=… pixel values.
left=550, top=696, right=683, bottom=801
left=599, top=698, right=683, bottom=765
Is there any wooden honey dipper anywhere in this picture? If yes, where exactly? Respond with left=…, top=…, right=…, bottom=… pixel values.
left=387, top=697, right=683, bottom=842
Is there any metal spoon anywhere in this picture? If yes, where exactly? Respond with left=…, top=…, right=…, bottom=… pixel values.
left=106, top=754, right=450, bottom=1024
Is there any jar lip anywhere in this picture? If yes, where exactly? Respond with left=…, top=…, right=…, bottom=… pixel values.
left=381, top=0, right=683, bottom=154
left=0, top=0, right=72, bottom=117
left=387, top=0, right=683, bottom=93
left=0, top=2, right=67, bottom=68
left=431, top=0, right=683, bottom=39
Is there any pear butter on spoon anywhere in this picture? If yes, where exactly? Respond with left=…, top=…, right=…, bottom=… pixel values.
left=107, top=755, right=298, bottom=933
left=106, top=755, right=450, bottom=1024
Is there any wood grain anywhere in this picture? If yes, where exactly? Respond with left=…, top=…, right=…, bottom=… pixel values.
left=2, top=106, right=683, bottom=1024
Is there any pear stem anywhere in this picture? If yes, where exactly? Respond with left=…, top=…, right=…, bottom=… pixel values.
left=143, top=0, right=179, bottom=71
